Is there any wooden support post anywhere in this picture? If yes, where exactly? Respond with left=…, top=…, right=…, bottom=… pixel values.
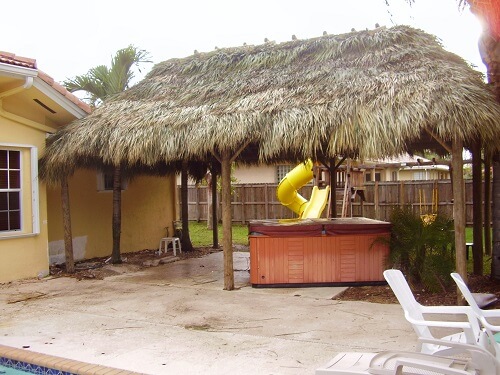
left=485, top=153, right=492, bottom=256
left=206, top=172, right=213, bottom=230
left=221, top=151, right=234, bottom=290
left=472, top=141, right=484, bottom=275
left=111, top=166, right=122, bottom=264
left=180, top=160, right=194, bottom=252
left=61, top=177, right=75, bottom=273
left=492, top=153, right=500, bottom=280
left=452, top=138, right=467, bottom=286
left=211, top=167, right=219, bottom=249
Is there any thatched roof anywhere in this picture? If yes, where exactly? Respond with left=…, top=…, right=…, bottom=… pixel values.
left=40, top=25, right=500, bottom=183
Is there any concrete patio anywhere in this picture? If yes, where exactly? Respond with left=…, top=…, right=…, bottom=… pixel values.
left=0, top=251, right=417, bottom=374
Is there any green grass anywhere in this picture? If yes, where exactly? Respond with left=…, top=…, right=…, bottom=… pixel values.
left=465, top=227, right=473, bottom=243
left=465, top=227, right=492, bottom=275
left=188, top=221, right=248, bottom=247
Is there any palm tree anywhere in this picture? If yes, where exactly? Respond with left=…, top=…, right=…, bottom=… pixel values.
left=64, top=46, right=150, bottom=108
left=64, top=45, right=150, bottom=263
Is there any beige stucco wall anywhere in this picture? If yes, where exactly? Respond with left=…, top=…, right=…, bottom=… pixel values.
left=233, top=164, right=277, bottom=184
left=398, top=168, right=449, bottom=181
left=47, top=170, right=176, bottom=262
left=0, top=114, right=51, bottom=283
left=3, top=97, right=51, bottom=126
left=177, top=164, right=279, bottom=185
left=358, top=166, right=449, bottom=183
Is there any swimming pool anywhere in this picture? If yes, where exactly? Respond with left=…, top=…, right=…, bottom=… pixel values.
left=0, top=361, right=67, bottom=375
left=0, top=345, right=141, bottom=375
left=0, top=363, right=33, bottom=375
left=0, top=356, right=72, bottom=375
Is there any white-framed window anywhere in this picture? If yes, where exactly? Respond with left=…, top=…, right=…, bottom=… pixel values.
left=336, top=170, right=345, bottom=188
left=413, top=171, right=426, bottom=180
left=391, top=171, right=398, bottom=181
left=365, top=171, right=381, bottom=182
left=0, top=149, right=21, bottom=232
left=97, top=170, right=129, bottom=191
left=276, top=165, right=293, bottom=183
left=0, top=144, right=39, bottom=236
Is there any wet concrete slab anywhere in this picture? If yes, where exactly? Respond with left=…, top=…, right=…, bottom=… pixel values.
left=0, top=252, right=417, bottom=374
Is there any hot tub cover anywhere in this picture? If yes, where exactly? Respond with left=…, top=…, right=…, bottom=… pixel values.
left=248, top=218, right=391, bottom=237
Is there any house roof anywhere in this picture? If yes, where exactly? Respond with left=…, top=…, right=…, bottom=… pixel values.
left=359, top=154, right=450, bottom=171
left=39, top=25, right=500, bottom=184
left=0, top=51, right=91, bottom=114
left=0, top=51, right=37, bottom=69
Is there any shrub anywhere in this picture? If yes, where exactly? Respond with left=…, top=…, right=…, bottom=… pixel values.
left=384, top=207, right=455, bottom=292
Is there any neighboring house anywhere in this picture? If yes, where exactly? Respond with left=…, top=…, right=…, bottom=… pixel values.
left=361, top=155, right=450, bottom=183
left=0, top=52, right=177, bottom=283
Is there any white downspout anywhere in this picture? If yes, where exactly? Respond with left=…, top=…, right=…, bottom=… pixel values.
left=0, top=76, right=34, bottom=99
left=0, top=76, right=54, bottom=133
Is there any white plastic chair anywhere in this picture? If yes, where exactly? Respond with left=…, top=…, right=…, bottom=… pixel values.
left=315, top=338, right=499, bottom=375
left=451, top=272, right=500, bottom=350
left=158, top=237, right=181, bottom=256
left=383, top=269, right=481, bottom=355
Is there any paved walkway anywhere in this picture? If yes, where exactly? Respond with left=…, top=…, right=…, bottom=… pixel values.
left=0, top=252, right=416, bottom=374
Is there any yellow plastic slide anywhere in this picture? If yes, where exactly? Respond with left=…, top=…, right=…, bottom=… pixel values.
left=301, top=185, right=330, bottom=218
left=276, top=160, right=330, bottom=218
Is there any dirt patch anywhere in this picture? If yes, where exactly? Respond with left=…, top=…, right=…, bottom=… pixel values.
left=335, top=274, right=500, bottom=307
left=50, top=247, right=221, bottom=280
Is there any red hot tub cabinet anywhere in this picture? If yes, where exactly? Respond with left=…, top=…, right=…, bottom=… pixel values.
left=248, top=218, right=391, bottom=287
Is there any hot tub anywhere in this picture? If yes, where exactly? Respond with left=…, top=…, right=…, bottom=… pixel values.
left=248, top=218, right=391, bottom=287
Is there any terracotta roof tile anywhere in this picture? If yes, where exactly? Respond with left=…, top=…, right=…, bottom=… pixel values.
left=0, top=51, right=91, bottom=114
left=0, top=51, right=36, bottom=69
left=37, top=70, right=54, bottom=85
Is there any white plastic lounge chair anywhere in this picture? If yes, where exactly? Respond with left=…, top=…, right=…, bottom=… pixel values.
left=451, top=272, right=500, bottom=347
left=315, top=338, right=499, bottom=375
left=383, top=269, right=481, bottom=355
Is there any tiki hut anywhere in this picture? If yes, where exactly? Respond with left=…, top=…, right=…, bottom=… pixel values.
left=40, top=25, right=500, bottom=290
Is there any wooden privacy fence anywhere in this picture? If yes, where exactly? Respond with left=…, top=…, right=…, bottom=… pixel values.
left=180, top=180, right=486, bottom=224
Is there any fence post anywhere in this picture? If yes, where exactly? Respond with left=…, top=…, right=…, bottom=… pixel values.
left=374, top=181, right=380, bottom=220
left=195, top=185, right=201, bottom=222
left=360, top=195, right=364, bottom=217
left=241, top=185, right=246, bottom=224
left=399, top=180, right=405, bottom=207
left=264, top=184, right=269, bottom=219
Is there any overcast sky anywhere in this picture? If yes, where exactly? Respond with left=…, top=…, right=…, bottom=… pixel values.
left=2, top=0, right=485, bottom=85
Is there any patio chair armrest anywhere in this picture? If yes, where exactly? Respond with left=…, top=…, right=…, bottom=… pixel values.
left=418, top=338, right=479, bottom=352
left=481, top=309, right=500, bottom=319
left=405, top=312, right=471, bottom=329
left=419, top=305, right=472, bottom=315
left=478, top=316, right=500, bottom=332
left=392, top=358, right=471, bottom=375
left=418, top=337, right=497, bottom=371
